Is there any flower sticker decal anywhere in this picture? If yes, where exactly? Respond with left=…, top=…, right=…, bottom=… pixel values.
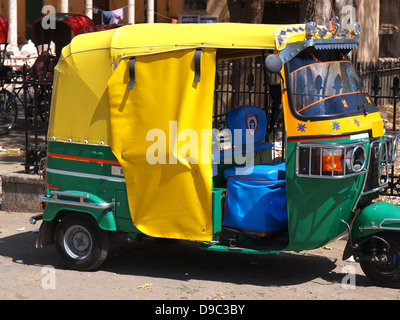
left=297, top=123, right=307, bottom=133
left=332, top=121, right=340, bottom=131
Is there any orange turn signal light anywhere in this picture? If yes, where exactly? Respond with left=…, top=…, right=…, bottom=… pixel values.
left=316, top=150, right=343, bottom=173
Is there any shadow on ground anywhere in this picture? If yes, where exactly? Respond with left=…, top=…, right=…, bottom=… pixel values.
left=0, top=230, right=372, bottom=288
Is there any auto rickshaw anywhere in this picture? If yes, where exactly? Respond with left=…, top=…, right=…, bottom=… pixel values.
left=32, top=13, right=95, bottom=58
left=33, top=20, right=400, bottom=287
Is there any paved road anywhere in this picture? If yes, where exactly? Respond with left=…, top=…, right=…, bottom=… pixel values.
left=1, top=211, right=400, bottom=304
left=0, top=111, right=399, bottom=305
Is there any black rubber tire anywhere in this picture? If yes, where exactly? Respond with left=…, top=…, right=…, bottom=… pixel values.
left=359, top=232, right=400, bottom=288
left=54, top=213, right=110, bottom=271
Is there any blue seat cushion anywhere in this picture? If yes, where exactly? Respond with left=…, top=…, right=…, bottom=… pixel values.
left=223, top=163, right=287, bottom=233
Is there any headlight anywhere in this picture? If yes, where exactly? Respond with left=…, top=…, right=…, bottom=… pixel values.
left=296, top=142, right=367, bottom=178
left=346, top=145, right=366, bottom=173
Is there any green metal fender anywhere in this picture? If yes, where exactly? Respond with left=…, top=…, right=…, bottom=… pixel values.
left=352, top=201, right=400, bottom=237
left=41, top=191, right=117, bottom=232
left=43, top=203, right=117, bottom=231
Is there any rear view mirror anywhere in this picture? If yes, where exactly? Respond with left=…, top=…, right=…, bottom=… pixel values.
left=265, top=54, right=283, bottom=74
left=264, top=54, right=286, bottom=90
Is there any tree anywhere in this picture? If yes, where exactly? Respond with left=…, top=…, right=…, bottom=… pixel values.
left=300, top=0, right=357, bottom=25
left=227, top=0, right=264, bottom=23
left=299, top=0, right=380, bottom=62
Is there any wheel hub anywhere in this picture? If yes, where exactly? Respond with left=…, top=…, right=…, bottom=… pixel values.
left=72, top=231, right=91, bottom=252
left=64, top=225, right=93, bottom=260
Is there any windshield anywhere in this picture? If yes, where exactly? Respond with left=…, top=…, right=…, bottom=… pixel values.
left=287, top=47, right=377, bottom=118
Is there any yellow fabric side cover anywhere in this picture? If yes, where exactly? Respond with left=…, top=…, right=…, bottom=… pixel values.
left=48, top=30, right=115, bottom=145
left=108, top=48, right=216, bottom=241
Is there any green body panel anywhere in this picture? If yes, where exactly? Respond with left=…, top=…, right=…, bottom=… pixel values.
left=212, top=188, right=225, bottom=234
left=44, top=141, right=137, bottom=232
left=114, top=189, right=137, bottom=231
left=284, top=137, right=367, bottom=252
left=44, top=141, right=226, bottom=236
left=46, top=140, right=119, bottom=178
left=200, top=241, right=285, bottom=254
left=352, top=202, right=400, bottom=237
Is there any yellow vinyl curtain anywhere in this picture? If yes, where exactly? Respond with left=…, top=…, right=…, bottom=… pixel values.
left=48, top=29, right=115, bottom=144
left=108, top=48, right=216, bottom=241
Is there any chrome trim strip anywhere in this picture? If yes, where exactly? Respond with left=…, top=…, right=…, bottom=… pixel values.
left=378, top=140, right=389, bottom=187
left=51, top=190, right=89, bottom=202
left=296, top=171, right=367, bottom=179
left=40, top=193, right=113, bottom=209
left=46, top=168, right=126, bottom=183
left=359, top=138, right=392, bottom=197
left=359, top=218, right=400, bottom=232
left=295, top=141, right=368, bottom=179
left=349, top=133, right=399, bottom=217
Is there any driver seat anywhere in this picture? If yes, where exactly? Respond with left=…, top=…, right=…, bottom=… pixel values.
left=216, top=105, right=273, bottom=161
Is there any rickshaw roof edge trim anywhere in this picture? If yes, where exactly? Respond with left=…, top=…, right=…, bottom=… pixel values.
left=57, top=22, right=355, bottom=65
left=60, top=23, right=312, bottom=63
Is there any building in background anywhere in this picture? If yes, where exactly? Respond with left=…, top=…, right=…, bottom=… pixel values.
left=0, top=0, right=399, bottom=64
left=0, top=0, right=228, bottom=53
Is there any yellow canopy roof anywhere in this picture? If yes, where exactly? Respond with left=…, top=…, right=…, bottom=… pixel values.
left=109, top=23, right=279, bottom=59
left=77, top=23, right=276, bottom=52
left=49, top=22, right=308, bottom=145
left=66, top=23, right=310, bottom=62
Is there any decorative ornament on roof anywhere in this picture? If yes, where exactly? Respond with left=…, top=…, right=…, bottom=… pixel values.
left=274, top=16, right=361, bottom=51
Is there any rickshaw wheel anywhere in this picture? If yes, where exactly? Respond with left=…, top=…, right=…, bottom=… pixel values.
left=54, top=213, right=110, bottom=271
left=359, top=232, right=400, bottom=288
